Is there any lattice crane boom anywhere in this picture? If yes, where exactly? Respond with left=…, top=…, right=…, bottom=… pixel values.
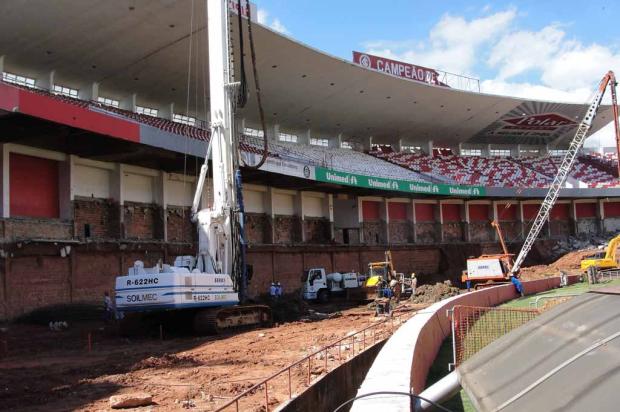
left=510, top=71, right=619, bottom=277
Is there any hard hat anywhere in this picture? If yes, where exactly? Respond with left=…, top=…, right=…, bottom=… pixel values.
left=276, top=281, right=281, bottom=285
left=389, top=279, right=398, bottom=288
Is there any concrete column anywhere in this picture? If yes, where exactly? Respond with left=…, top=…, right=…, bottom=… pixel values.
left=518, top=201, right=525, bottom=240
left=541, top=144, right=549, bottom=156
left=120, top=93, right=137, bottom=111
left=427, top=140, right=434, bottom=156
left=296, top=191, right=305, bottom=243
left=266, top=187, right=275, bottom=243
left=492, top=201, right=499, bottom=241
left=384, top=199, right=390, bottom=244
left=0, top=144, right=9, bottom=218
left=157, top=172, right=168, bottom=241
left=332, top=133, right=343, bottom=149
left=357, top=196, right=365, bottom=243
left=0, top=55, right=4, bottom=74
left=326, top=193, right=334, bottom=240
left=570, top=200, right=578, bottom=236
left=464, top=201, right=471, bottom=242
left=58, top=156, right=72, bottom=220
left=362, top=136, right=373, bottom=152
left=598, top=199, right=606, bottom=234
left=160, top=103, right=174, bottom=120
left=270, top=124, right=280, bottom=142
left=438, top=201, right=445, bottom=242
left=396, top=138, right=403, bottom=152
left=299, top=129, right=311, bottom=145
left=411, top=200, right=417, bottom=243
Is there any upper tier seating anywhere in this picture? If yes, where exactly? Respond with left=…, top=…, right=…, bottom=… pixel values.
left=2, top=80, right=209, bottom=140
left=372, top=151, right=551, bottom=188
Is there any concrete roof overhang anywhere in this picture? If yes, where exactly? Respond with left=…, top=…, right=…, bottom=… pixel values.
left=0, top=1, right=613, bottom=147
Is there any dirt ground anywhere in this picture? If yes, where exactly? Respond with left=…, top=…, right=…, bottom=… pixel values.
left=519, top=248, right=593, bottom=281
left=0, top=302, right=420, bottom=412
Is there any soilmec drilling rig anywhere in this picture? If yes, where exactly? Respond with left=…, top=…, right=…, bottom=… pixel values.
left=114, top=0, right=270, bottom=334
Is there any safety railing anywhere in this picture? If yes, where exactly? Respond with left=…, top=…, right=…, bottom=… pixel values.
left=214, top=311, right=411, bottom=412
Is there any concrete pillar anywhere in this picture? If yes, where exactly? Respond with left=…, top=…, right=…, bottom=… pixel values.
left=266, top=187, right=276, bottom=243
left=385, top=199, right=390, bottom=244
left=0, top=144, right=9, bottom=218
left=362, top=136, right=373, bottom=152
left=295, top=191, right=304, bottom=243
left=598, top=199, right=606, bottom=234
left=427, top=140, right=434, bottom=156
left=270, top=124, right=280, bottom=142
left=439, top=201, right=445, bottom=242
left=0, top=55, right=4, bottom=74
left=411, top=200, right=417, bottom=243
left=357, top=196, right=365, bottom=243
left=492, top=201, right=499, bottom=241
left=160, top=103, right=174, bottom=120
left=518, top=201, right=525, bottom=240
left=396, top=138, right=403, bottom=152
left=120, top=93, right=137, bottom=111
left=570, top=200, right=578, bottom=236
left=299, top=129, right=310, bottom=145
left=464, top=201, right=471, bottom=242
left=332, top=133, right=343, bottom=149
left=157, top=172, right=168, bottom=241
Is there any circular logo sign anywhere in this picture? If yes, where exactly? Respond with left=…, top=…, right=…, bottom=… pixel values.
left=303, top=165, right=311, bottom=178
left=359, top=54, right=371, bottom=68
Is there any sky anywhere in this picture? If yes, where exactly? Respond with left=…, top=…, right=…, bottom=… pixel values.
left=254, top=0, right=620, bottom=148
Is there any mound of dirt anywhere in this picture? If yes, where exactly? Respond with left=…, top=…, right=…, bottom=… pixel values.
left=520, top=248, right=596, bottom=281
left=130, top=353, right=200, bottom=371
left=411, top=281, right=460, bottom=304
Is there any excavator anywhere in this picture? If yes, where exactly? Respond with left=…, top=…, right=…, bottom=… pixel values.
left=580, top=234, right=620, bottom=271
left=366, top=251, right=414, bottom=298
left=464, top=70, right=620, bottom=290
left=114, top=0, right=271, bottom=334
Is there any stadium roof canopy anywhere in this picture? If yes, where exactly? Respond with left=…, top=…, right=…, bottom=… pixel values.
left=0, top=0, right=613, bottom=148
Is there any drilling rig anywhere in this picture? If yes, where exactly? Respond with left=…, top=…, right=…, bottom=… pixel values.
left=114, top=0, right=271, bottom=334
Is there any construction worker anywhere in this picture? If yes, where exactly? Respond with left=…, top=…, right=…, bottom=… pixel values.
left=510, top=276, right=524, bottom=297
left=410, top=273, right=417, bottom=296
left=276, top=281, right=283, bottom=298
left=269, top=282, right=277, bottom=301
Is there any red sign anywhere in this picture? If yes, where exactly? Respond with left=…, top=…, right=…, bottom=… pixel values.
left=502, top=113, right=576, bottom=131
left=352, top=51, right=443, bottom=86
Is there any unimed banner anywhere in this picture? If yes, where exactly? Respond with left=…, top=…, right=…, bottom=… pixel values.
left=352, top=51, right=443, bottom=86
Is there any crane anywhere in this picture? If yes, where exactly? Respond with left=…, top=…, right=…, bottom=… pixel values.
left=114, top=0, right=271, bottom=334
left=509, top=71, right=620, bottom=278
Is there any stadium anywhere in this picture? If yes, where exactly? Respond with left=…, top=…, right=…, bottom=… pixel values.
left=1, top=1, right=619, bottom=411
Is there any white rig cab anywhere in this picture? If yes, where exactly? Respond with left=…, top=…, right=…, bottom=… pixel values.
left=115, top=1, right=270, bottom=332
left=302, top=268, right=363, bottom=303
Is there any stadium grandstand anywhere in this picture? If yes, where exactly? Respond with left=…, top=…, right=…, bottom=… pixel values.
left=0, top=0, right=618, bottom=323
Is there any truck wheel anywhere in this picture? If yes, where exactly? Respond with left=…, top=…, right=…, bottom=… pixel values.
left=317, top=290, right=329, bottom=304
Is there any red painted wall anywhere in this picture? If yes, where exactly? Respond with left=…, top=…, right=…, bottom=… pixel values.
left=576, top=203, right=597, bottom=218
left=441, top=203, right=461, bottom=222
left=10, top=153, right=59, bottom=218
left=604, top=202, right=620, bottom=217
left=415, top=203, right=435, bottom=222
left=388, top=202, right=407, bottom=220
left=522, top=204, right=540, bottom=220
left=550, top=203, right=570, bottom=220
left=468, top=204, right=489, bottom=222
left=362, top=201, right=380, bottom=220
left=496, top=203, right=517, bottom=221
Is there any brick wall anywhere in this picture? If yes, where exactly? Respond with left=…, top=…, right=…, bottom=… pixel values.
left=123, top=202, right=164, bottom=240
left=442, top=222, right=463, bottom=242
left=73, top=197, right=120, bottom=239
left=304, top=218, right=331, bottom=243
left=246, top=213, right=271, bottom=244
left=415, top=222, right=439, bottom=243
left=362, top=221, right=386, bottom=245
left=273, top=215, right=301, bottom=244
left=0, top=218, right=73, bottom=241
left=549, top=220, right=572, bottom=239
left=388, top=221, right=411, bottom=244
left=468, top=222, right=493, bottom=242
left=166, top=206, right=195, bottom=243
left=500, top=221, right=522, bottom=242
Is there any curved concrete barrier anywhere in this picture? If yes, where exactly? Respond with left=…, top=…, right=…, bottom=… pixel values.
left=350, top=275, right=580, bottom=411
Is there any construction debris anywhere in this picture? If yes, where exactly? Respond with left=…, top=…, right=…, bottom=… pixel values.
left=410, top=281, right=460, bottom=304
left=109, top=392, right=153, bottom=409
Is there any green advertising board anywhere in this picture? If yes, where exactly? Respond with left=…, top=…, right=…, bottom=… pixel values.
left=315, top=167, right=486, bottom=197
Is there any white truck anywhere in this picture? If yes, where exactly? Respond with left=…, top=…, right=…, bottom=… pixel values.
left=302, top=268, right=365, bottom=303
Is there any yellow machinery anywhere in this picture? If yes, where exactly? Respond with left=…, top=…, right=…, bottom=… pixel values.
left=366, top=251, right=398, bottom=287
left=580, top=234, right=620, bottom=271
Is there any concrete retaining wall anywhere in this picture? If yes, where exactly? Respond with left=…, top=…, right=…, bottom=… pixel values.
left=278, top=340, right=386, bottom=412
left=350, top=275, right=581, bottom=411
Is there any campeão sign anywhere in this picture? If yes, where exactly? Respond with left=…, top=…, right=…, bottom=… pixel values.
left=352, top=51, right=444, bottom=86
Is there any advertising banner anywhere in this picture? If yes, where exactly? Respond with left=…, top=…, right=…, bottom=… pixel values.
left=352, top=51, right=444, bottom=86
left=315, top=167, right=486, bottom=197
left=241, top=152, right=315, bottom=180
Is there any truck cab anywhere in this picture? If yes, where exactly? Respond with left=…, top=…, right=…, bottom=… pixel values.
left=302, top=268, right=361, bottom=303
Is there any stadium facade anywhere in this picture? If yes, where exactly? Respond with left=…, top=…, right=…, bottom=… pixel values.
left=0, top=1, right=618, bottom=319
